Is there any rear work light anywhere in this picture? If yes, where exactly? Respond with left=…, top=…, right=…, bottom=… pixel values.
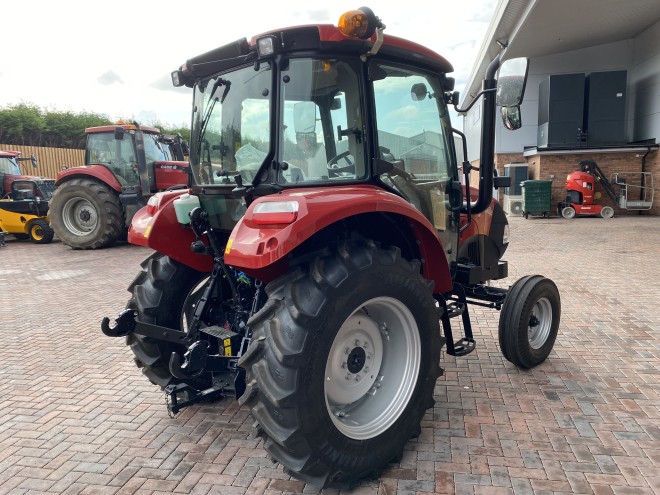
left=252, top=201, right=299, bottom=225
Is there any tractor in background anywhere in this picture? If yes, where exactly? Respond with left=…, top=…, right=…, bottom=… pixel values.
left=102, top=7, right=561, bottom=488
left=49, top=123, right=190, bottom=249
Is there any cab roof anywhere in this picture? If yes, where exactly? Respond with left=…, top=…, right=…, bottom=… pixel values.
left=178, top=24, right=453, bottom=87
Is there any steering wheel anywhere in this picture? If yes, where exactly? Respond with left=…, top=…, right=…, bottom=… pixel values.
left=327, top=150, right=355, bottom=177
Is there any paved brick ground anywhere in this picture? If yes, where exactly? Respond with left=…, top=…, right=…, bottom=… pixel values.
left=0, top=215, right=659, bottom=495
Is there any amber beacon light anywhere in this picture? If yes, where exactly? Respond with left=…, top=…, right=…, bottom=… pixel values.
left=338, top=7, right=380, bottom=39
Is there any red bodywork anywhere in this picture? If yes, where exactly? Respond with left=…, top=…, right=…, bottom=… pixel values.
left=154, top=161, right=190, bottom=190
left=55, top=165, right=123, bottom=191
left=565, top=170, right=604, bottom=216
left=251, top=26, right=453, bottom=71
left=1, top=151, right=49, bottom=197
left=129, top=186, right=454, bottom=293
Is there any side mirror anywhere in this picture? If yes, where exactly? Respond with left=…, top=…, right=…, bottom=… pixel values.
left=114, top=126, right=125, bottom=141
left=30, top=155, right=38, bottom=168
left=501, top=106, right=522, bottom=130
left=496, top=57, right=529, bottom=107
left=293, top=101, right=317, bottom=133
left=410, top=83, right=428, bottom=101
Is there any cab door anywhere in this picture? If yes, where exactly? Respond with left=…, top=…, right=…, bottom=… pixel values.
left=371, top=62, right=460, bottom=266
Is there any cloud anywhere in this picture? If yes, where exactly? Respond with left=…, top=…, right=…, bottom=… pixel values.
left=98, top=71, right=124, bottom=86
left=294, top=9, right=331, bottom=22
left=150, top=73, right=191, bottom=94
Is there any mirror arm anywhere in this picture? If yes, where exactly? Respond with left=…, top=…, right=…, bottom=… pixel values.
left=453, top=87, right=496, bottom=114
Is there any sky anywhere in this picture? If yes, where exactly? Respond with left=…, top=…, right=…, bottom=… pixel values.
left=0, top=1, right=498, bottom=128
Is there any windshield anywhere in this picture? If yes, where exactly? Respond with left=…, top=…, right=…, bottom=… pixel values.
left=86, top=131, right=172, bottom=187
left=190, top=64, right=272, bottom=186
left=0, top=156, right=21, bottom=175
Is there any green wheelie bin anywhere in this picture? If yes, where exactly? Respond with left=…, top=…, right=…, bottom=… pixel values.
left=521, top=179, right=552, bottom=218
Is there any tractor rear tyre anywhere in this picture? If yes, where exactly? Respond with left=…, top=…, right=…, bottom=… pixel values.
left=561, top=206, right=576, bottom=219
left=238, top=239, right=443, bottom=488
left=600, top=206, right=614, bottom=219
left=498, top=275, right=560, bottom=368
left=125, top=253, right=211, bottom=389
left=50, top=178, right=124, bottom=249
left=28, top=219, right=54, bottom=244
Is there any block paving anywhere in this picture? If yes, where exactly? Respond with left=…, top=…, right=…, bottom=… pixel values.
left=0, top=215, right=658, bottom=494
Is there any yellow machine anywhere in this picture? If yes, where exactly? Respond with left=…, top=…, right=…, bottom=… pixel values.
left=0, top=179, right=54, bottom=244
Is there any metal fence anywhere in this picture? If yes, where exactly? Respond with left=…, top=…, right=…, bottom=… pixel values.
left=0, top=144, right=84, bottom=179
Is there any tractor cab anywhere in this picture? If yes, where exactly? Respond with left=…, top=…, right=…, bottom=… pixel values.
left=85, top=124, right=188, bottom=191
left=0, top=151, right=55, bottom=201
left=174, top=22, right=467, bottom=268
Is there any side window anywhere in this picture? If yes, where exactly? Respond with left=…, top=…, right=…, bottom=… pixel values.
left=280, top=58, right=365, bottom=184
left=372, top=63, right=457, bottom=234
left=372, top=66, right=452, bottom=180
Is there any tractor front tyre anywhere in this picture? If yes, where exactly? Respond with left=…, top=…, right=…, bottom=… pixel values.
left=28, top=219, right=54, bottom=244
left=49, top=178, right=124, bottom=249
left=561, top=206, right=576, bottom=219
left=498, top=275, right=560, bottom=368
left=125, top=253, right=211, bottom=389
left=238, top=239, right=443, bottom=488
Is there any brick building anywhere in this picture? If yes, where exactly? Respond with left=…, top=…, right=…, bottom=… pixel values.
left=462, top=0, right=660, bottom=216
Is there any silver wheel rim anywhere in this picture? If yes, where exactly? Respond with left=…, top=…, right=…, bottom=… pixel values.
left=528, top=297, right=552, bottom=349
left=324, top=297, right=420, bottom=440
left=562, top=207, right=575, bottom=219
left=62, top=198, right=99, bottom=236
left=601, top=207, right=614, bottom=218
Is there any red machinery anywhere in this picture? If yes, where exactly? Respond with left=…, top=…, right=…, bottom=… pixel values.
left=558, top=159, right=615, bottom=219
left=102, top=7, right=561, bottom=488
left=49, top=123, right=189, bottom=249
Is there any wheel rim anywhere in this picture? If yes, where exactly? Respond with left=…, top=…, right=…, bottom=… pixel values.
left=562, top=207, right=575, bottom=219
left=325, top=297, right=421, bottom=440
left=528, top=297, right=553, bottom=349
left=601, top=207, right=614, bottom=218
left=61, top=197, right=99, bottom=236
left=31, top=225, right=44, bottom=240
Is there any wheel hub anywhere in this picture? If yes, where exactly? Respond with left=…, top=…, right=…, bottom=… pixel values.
left=324, top=297, right=421, bottom=440
left=346, top=347, right=366, bottom=373
left=79, top=209, right=92, bottom=222
left=62, top=198, right=99, bottom=235
left=528, top=297, right=552, bottom=349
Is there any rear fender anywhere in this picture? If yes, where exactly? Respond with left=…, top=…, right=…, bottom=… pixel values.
left=224, top=185, right=452, bottom=293
left=128, top=189, right=213, bottom=272
left=55, top=165, right=123, bottom=192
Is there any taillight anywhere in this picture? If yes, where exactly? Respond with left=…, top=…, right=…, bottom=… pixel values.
left=252, top=201, right=299, bottom=225
left=146, top=193, right=163, bottom=215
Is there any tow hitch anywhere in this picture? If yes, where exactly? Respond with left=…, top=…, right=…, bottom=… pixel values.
left=101, top=309, right=247, bottom=414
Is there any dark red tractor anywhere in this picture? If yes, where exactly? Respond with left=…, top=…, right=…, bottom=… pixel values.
left=49, top=123, right=189, bottom=249
left=103, top=7, right=561, bottom=488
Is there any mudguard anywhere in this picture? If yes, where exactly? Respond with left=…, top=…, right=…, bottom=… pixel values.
left=55, top=165, right=123, bottom=192
left=224, top=185, right=453, bottom=293
left=128, top=189, right=213, bottom=273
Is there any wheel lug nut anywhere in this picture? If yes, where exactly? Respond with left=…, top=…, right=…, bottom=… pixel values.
left=344, top=347, right=350, bottom=355
left=363, top=342, right=368, bottom=349
left=341, top=362, right=347, bottom=369
left=354, top=339, right=360, bottom=347
left=345, top=374, right=351, bottom=380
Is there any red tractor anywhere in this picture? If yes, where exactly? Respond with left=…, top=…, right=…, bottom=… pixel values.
left=103, top=7, right=561, bottom=488
left=49, top=123, right=189, bottom=249
left=0, top=150, right=56, bottom=202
